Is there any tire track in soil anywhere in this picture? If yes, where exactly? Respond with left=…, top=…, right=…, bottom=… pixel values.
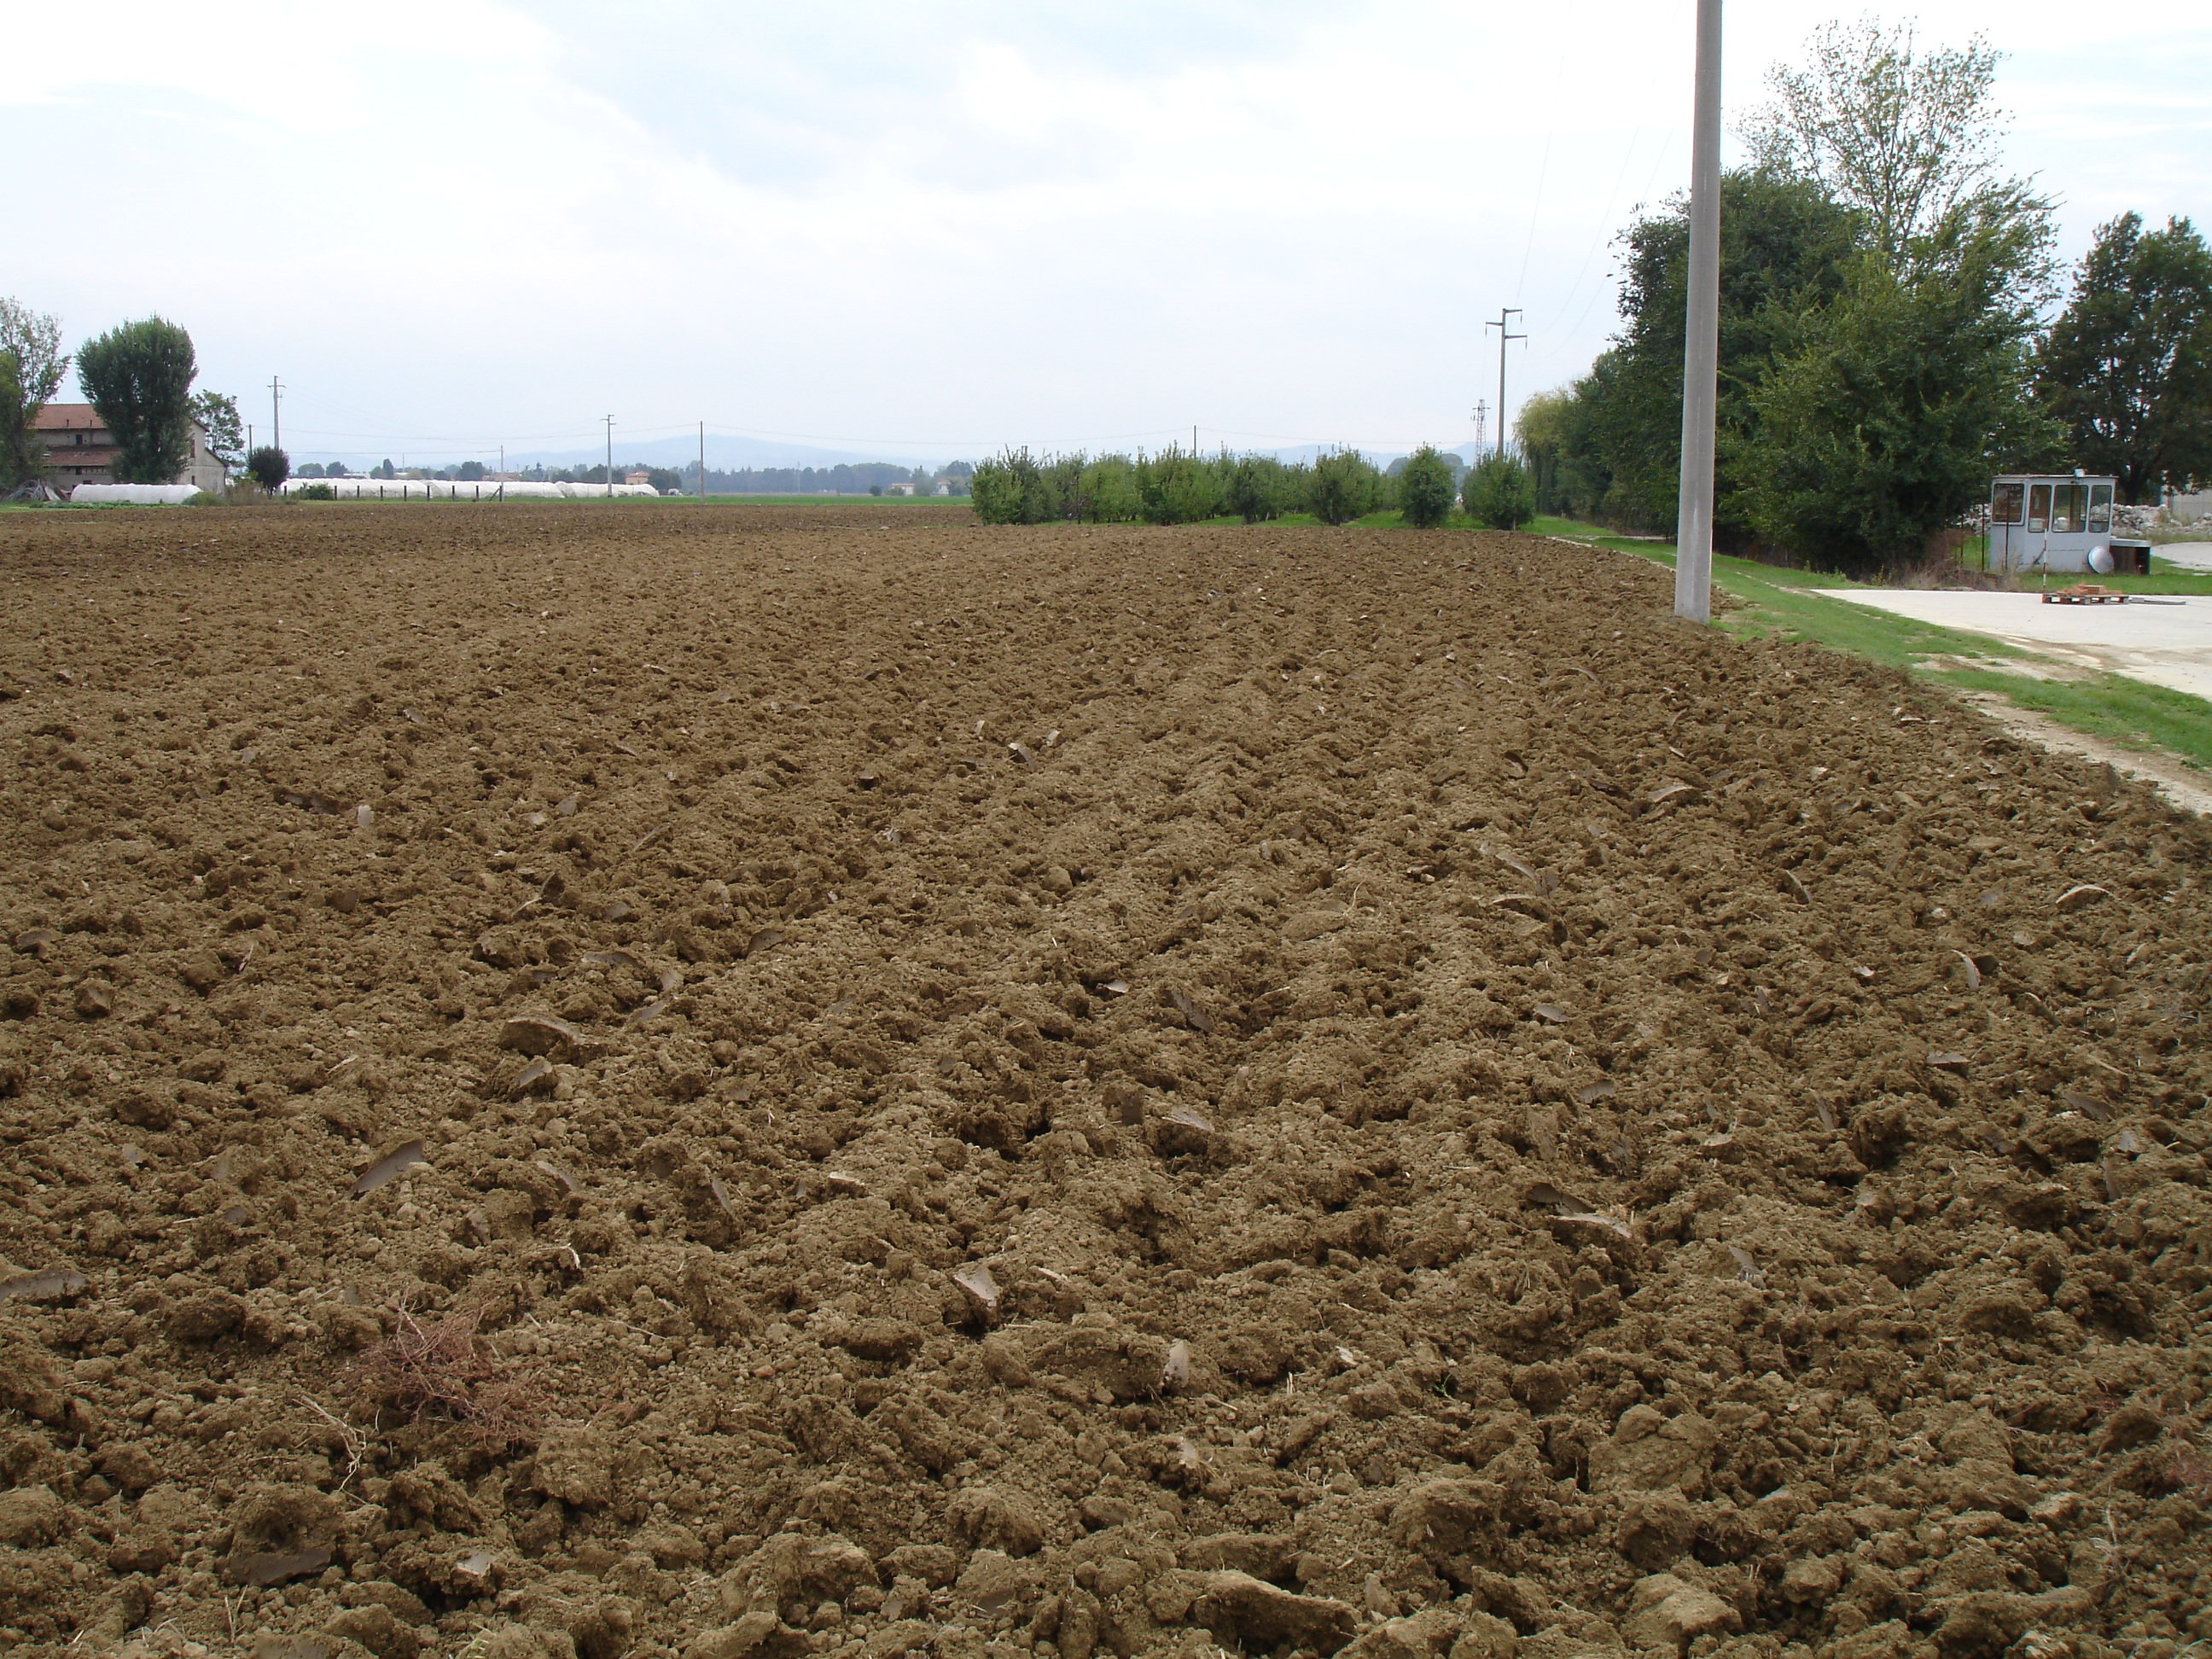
left=2, top=504, right=2210, bottom=1659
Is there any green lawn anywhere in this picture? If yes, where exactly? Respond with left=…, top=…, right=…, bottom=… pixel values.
left=1533, top=516, right=2212, bottom=774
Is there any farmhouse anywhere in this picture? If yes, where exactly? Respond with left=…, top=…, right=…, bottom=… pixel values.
left=33, top=404, right=228, bottom=493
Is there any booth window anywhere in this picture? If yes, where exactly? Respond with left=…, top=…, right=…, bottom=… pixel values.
left=2028, top=483, right=2051, bottom=532
left=1991, top=481, right=2023, bottom=523
left=2088, top=483, right=2113, bottom=533
left=2050, top=484, right=2085, bottom=534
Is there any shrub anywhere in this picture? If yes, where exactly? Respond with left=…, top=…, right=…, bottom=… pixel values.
left=1396, top=445, right=1457, bottom=527
left=1308, top=448, right=1382, bottom=525
left=970, top=448, right=1044, bottom=523
left=246, top=445, right=290, bottom=491
left=1225, top=455, right=1294, bottom=522
left=1081, top=455, right=1144, bottom=522
left=295, top=482, right=335, bottom=500
left=1138, top=448, right=1223, bottom=524
left=1464, top=452, right=1537, bottom=530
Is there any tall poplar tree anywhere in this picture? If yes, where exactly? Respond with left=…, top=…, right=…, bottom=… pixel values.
left=2035, top=213, right=2212, bottom=503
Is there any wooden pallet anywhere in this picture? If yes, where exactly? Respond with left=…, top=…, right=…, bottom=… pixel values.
left=2042, top=584, right=2128, bottom=605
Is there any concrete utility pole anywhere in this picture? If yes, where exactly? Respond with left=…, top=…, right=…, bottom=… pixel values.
left=1483, top=311, right=1523, bottom=457
left=604, top=416, right=615, bottom=498
left=269, top=378, right=282, bottom=456
left=1674, top=0, right=1724, bottom=624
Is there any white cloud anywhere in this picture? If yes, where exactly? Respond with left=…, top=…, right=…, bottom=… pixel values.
left=8, top=1, right=2206, bottom=463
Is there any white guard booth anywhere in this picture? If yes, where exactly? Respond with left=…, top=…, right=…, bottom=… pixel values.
left=1988, top=474, right=2153, bottom=575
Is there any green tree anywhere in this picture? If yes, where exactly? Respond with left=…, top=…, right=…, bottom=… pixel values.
left=1080, top=455, right=1144, bottom=522
left=2034, top=212, right=2212, bottom=503
left=1463, top=452, right=1536, bottom=530
left=1738, top=218, right=2062, bottom=577
left=1307, top=448, right=1381, bottom=525
left=1395, top=444, right=1457, bottom=527
left=970, top=448, right=1044, bottom=523
left=1225, top=455, right=1292, bottom=523
left=0, top=298, right=68, bottom=490
left=247, top=445, right=290, bottom=491
left=1137, top=447, right=1222, bottom=524
left=1739, top=19, right=2043, bottom=272
left=77, top=317, right=199, bottom=484
left=1570, top=168, right=1860, bottom=535
left=189, top=390, right=242, bottom=472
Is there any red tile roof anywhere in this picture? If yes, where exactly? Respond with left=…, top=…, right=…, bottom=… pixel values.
left=33, top=403, right=107, bottom=433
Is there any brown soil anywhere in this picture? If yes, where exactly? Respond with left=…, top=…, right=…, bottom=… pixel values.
left=3, top=504, right=2210, bottom=1659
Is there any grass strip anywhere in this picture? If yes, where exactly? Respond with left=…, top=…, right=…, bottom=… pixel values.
left=1534, top=516, right=2212, bottom=773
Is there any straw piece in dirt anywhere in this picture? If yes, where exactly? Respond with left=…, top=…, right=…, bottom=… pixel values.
left=533, top=1160, right=580, bottom=1195
left=1954, top=952, right=1983, bottom=992
left=1575, top=1080, right=1618, bottom=1105
left=1163, top=1106, right=1214, bottom=1133
left=499, top=1014, right=582, bottom=1056
left=1927, top=1051, right=1971, bottom=1073
left=348, top=1140, right=428, bottom=1200
left=2056, top=884, right=2113, bottom=913
left=951, top=1264, right=1000, bottom=1317
left=1, top=1267, right=88, bottom=1301
left=1554, top=1213, right=1633, bottom=1242
left=1779, top=869, right=1813, bottom=905
left=1167, top=987, right=1214, bottom=1035
left=221, top=1548, right=332, bottom=1587
left=1478, top=842, right=1541, bottom=886
left=1161, top=1340, right=1193, bottom=1391
left=1727, top=1244, right=1766, bottom=1288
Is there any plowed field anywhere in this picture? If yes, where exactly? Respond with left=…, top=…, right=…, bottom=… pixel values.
left=3, top=504, right=2209, bottom=1659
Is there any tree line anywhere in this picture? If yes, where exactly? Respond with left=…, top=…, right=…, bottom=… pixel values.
left=689, top=461, right=973, bottom=495
left=969, top=444, right=1540, bottom=530
left=0, top=308, right=247, bottom=493
left=1516, top=20, right=2212, bottom=577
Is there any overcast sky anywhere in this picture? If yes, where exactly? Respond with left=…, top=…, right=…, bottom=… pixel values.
left=10, top=2, right=2209, bottom=467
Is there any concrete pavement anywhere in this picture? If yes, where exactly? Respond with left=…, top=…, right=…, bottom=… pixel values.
left=1820, top=588, right=2212, bottom=702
